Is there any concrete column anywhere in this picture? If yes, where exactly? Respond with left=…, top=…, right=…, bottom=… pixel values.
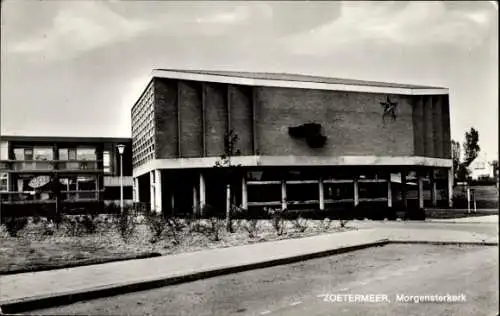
left=448, top=168, right=453, bottom=208
left=193, top=186, right=198, bottom=215
left=418, top=174, right=424, bottom=209
left=226, top=184, right=231, bottom=221
left=150, top=171, right=155, bottom=212
left=281, top=180, right=287, bottom=210
left=431, top=170, right=437, bottom=207
left=199, top=172, right=206, bottom=214
left=133, top=177, right=139, bottom=202
left=387, top=177, right=392, bottom=207
left=170, top=191, right=175, bottom=215
left=319, top=177, right=325, bottom=211
left=353, top=177, right=359, bottom=207
left=241, top=176, right=248, bottom=209
left=401, top=171, right=407, bottom=208
left=154, top=169, right=162, bottom=214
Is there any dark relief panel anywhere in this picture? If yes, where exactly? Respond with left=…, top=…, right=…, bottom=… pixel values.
left=432, top=96, right=443, bottom=158
left=412, top=96, right=425, bottom=156
left=441, top=95, right=452, bottom=159
left=154, top=79, right=178, bottom=159
left=423, top=96, right=434, bottom=157
left=179, top=81, right=203, bottom=158
left=229, top=85, right=253, bottom=155
left=205, top=83, right=228, bottom=157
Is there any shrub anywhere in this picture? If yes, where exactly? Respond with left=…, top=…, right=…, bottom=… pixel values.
left=115, top=208, right=136, bottom=242
left=339, top=218, right=350, bottom=228
left=292, top=214, right=308, bottom=233
left=241, top=219, right=260, bottom=238
left=81, top=214, right=98, bottom=234
left=165, top=216, right=185, bottom=245
left=32, top=214, right=42, bottom=225
left=208, top=217, right=224, bottom=241
left=266, top=207, right=287, bottom=236
left=2, top=217, right=28, bottom=237
left=61, top=216, right=83, bottom=237
left=144, top=211, right=167, bottom=244
left=319, top=217, right=332, bottom=231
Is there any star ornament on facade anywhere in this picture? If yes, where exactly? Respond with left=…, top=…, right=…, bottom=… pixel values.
left=380, top=96, right=398, bottom=123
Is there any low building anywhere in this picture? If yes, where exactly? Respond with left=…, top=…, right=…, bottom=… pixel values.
left=131, top=69, right=454, bottom=215
left=0, top=136, right=133, bottom=215
left=467, top=154, right=495, bottom=181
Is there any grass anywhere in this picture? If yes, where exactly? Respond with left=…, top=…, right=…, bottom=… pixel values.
left=0, top=217, right=354, bottom=274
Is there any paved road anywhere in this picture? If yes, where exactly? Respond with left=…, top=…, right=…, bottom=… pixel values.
left=32, top=244, right=498, bottom=316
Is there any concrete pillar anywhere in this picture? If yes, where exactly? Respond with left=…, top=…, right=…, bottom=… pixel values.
left=387, top=177, right=392, bottom=207
left=319, top=177, right=325, bottom=211
left=133, top=177, right=139, bottom=202
left=401, top=171, right=407, bottom=208
left=431, top=170, right=437, bottom=207
left=154, top=169, right=162, bottom=214
left=353, top=177, right=359, bottom=207
left=418, top=174, right=424, bottom=209
left=199, top=172, right=206, bottom=214
left=149, top=171, right=155, bottom=212
left=193, top=185, right=198, bottom=215
left=448, top=168, right=453, bottom=208
left=241, top=176, right=248, bottom=210
left=281, top=180, right=287, bottom=210
left=226, top=184, right=231, bottom=221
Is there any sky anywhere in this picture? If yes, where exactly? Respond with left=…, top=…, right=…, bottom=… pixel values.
left=1, top=0, right=498, bottom=160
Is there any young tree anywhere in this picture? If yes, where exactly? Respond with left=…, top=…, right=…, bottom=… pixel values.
left=451, top=140, right=461, bottom=183
left=214, top=129, right=241, bottom=233
left=463, top=127, right=480, bottom=167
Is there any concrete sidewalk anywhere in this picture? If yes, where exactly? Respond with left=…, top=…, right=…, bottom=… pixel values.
left=1, top=226, right=498, bottom=313
left=427, top=215, right=498, bottom=223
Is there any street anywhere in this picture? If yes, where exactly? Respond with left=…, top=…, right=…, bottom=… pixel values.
left=32, top=241, right=498, bottom=316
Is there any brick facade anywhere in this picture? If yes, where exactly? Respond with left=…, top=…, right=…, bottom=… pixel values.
left=149, top=78, right=451, bottom=160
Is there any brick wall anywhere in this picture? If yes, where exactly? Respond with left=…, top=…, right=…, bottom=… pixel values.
left=255, top=87, right=415, bottom=157
left=151, top=79, right=451, bottom=160
left=179, top=81, right=203, bottom=157
left=154, top=79, right=178, bottom=158
left=412, top=94, right=450, bottom=159
left=204, top=82, right=227, bottom=157
left=229, top=85, right=253, bottom=155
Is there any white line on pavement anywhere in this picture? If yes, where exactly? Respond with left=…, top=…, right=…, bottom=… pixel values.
left=260, top=310, right=271, bottom=315
left=290, top=301, right=302, bottom=306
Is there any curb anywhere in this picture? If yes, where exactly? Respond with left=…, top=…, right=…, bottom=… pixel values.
left=0, top=239, right=390, bottom=314
left=387, top=240, right=499, bottom=247
left=0, top=252, right=162, bottom=276
left=0, top=238, right=497, bottom=314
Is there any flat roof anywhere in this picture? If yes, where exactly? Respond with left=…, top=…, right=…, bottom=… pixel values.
left=151, top=68, right=449, bottom=96
left=0, top=135, right=131, bottom=143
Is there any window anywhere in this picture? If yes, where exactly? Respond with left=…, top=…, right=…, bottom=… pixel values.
left=69, top=148, right=77, bottom=160
left=33, top=147, right=53, bottom=161
left=24, top=149, right=33, bottom=160
left=14, top=148, right=24, bottom=160
left=77, top=148, right=96, bottom=160
left=59, top=149, right=69, bottom=160
left=0, top=173, right=8, bottom=191
left=103, top=151, right=111, bottom=173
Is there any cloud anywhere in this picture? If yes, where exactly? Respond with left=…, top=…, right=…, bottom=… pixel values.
left=7, top=2, right=272, bottom=62
left=281, top=1, right=496, bottom=56
left=10, top=1, right=149, bottom=61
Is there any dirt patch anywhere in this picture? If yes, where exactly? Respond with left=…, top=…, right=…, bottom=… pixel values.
left=0, top=218, right=355, bottom=274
